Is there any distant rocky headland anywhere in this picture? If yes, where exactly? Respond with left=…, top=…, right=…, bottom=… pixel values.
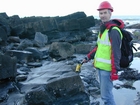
left=0, top=11, right=140, bottom=105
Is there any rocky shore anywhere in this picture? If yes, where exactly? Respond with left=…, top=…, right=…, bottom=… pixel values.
left=0, top=11, right=140, bottom=105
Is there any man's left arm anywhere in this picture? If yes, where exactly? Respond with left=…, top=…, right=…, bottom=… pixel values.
left=109, top=28, right=122, bottom=73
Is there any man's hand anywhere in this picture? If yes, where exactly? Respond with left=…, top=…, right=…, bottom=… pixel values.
left=110, top=72, right=118, bottom=81
left=82, top=57, right=89, bottom=63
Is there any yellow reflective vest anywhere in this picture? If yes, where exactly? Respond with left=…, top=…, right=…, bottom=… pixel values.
left=94, top=27, right=123, bottom=71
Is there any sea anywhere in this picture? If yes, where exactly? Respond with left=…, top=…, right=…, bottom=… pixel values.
left=94, top=15, right=140, bottom=26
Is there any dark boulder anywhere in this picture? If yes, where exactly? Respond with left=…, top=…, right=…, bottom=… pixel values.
left=0, top=54, right=17, bottom=80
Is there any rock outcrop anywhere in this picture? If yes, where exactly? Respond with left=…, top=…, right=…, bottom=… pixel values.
left=0, top=12, right=98, bottom=105
left=0, top=11, right=140, bottom=105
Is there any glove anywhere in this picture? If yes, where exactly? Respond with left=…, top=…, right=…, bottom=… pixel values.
left=110, top=72, right=118, bottom=81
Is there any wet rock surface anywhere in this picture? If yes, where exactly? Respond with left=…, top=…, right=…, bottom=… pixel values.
left=1, top=54, right=140, bottom=105
left=0, top=55, right=97, bottom=105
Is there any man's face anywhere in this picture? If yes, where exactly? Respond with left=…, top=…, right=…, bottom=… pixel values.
left=99, top=9, right=111, bottom=23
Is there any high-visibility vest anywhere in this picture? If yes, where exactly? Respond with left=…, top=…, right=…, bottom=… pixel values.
left=94, top=27, right=123, bottom=71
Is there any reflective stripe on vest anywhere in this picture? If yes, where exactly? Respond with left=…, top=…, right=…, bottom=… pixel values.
left=96, top=58, right=111, bottom=64
left=94, top=27, right=122, bottom=71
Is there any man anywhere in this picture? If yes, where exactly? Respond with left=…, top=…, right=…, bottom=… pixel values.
left=83, top=1, right=124, bottom=105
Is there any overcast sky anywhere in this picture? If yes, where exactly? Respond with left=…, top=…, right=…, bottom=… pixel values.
left=0, top=0, right=140, bottom=17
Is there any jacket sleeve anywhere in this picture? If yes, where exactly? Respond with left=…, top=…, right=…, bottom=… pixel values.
left=109, top=28, right=122, bottom=72
left=86, top=46, right=97, bottom=60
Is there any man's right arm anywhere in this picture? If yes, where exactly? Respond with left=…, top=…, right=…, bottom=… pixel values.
left=87, top=46, right=97, bottom=59
left=82, top=46, right=97, bottom=63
